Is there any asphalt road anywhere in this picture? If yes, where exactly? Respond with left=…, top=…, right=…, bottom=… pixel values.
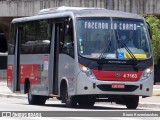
left=0, top=81, right=160, bottom=120
left=1, top=97, right=160, bottom=111
left=0, top=97, right=159, bottom=120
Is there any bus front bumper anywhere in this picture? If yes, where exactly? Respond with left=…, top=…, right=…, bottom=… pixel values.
left=76, top=72, right=153, bottom=97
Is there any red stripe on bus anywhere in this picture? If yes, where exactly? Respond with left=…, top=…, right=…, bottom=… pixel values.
left=7, top=64, right=41, bottom=84
left=20, top=64, right=40, bottom=84
left=92, top=70, right=143, bottom=81
left=7, top=64, right=13, bottom=84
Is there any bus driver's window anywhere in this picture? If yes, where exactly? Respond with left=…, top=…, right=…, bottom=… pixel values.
left=63, top=18, right=74, bottom=58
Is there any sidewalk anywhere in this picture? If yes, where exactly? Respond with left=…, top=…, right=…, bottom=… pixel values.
left=0, top=81, right=160, bottom=108
left=0, top=81, right=27, bottom=99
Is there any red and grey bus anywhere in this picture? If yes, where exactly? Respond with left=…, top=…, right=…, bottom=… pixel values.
left=7, top=6, right=153, bottom=109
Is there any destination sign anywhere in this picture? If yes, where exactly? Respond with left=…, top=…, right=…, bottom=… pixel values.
left=84, top=22, right=137, bottom=30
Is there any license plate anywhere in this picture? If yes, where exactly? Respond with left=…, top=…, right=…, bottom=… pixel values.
left=112, top=84, right=125, bottom=89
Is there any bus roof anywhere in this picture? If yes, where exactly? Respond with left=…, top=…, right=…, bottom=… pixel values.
left=12, top=6, right=144, bottom=23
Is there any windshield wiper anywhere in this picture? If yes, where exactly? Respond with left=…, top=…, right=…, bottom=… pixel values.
left=98, top=29, right=137, bottom=65
left=115, top=30, right=138, bottom=65
left=98, top=37, right=112, bottom=63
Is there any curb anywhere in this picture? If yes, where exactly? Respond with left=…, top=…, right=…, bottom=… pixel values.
left=0, top=93, right=27, bottom=99
left=152, top=89, right=160, bottom=96
left=138, top=102, right=160, bottom=109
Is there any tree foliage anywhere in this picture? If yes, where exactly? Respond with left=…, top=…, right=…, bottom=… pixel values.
left=145, top=15, right=160, bottom=65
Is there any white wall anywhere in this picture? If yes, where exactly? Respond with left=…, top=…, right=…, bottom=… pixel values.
left=0, top=0, right=160, bottom=16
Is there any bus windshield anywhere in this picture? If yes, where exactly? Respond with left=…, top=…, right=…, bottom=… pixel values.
left=76, top=17, right=152, bottom=60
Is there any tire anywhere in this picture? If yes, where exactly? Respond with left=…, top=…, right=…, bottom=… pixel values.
left=28, top=85, right=47, bottom=105
left=78, top=101, right=95, bottom=107
left=78, top=96, right=95, bottom=107
left=125, top=96, right=139, bottom=109
left=37, top=96, right=47, bottom=105
left=62, top=83, right=77, bottom=108
left=66, top=95, right=77, bottom=108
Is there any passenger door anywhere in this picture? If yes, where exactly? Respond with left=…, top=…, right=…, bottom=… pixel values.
left=49, top=21, right=64, bottom=95
left=13, top=27, right=22, bottom=91
left=49, top=17, right=75, bottom=95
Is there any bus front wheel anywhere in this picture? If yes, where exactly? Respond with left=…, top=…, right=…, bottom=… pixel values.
left=78, top=96, right=95, bottom=107
left=125, top=96, right=139, bottom=109
left=62, top=83, right=77, bottom=108
left=66, top=95, right=77, bottom=108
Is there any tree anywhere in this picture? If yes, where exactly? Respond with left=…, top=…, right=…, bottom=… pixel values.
left=145, top=15, right=160, bottom=65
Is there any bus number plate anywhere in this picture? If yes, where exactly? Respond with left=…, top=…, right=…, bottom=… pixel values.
left=112, top=84, right=125, bottom=89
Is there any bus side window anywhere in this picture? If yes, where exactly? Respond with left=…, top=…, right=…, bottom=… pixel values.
left=62, top=19, right=74, bottom=58
left=20, top=20, right=51, bottom=54
left=8, top=24, right=15, bottom=55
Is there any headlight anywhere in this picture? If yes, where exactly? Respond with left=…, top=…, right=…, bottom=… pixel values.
left=79, top=64, right=96, bottom=79
left=141, top=66, right=153, bottom=80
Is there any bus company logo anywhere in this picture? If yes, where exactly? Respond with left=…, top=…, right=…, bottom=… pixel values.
left=115, top=73, right=121, bottom=77
left=2, top=112, right=11, bottom=117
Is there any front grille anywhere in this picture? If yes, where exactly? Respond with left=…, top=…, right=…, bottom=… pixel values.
left=79, top=57, right=153, bottom=71
left=97, top=84, right=139, bottom=92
